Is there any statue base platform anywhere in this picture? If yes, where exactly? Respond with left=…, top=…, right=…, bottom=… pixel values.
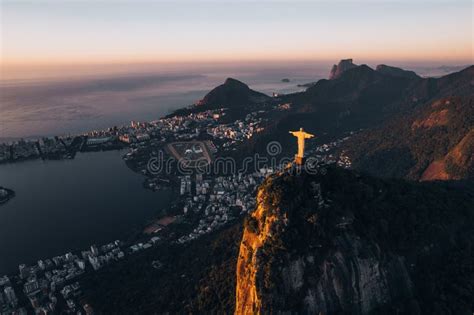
left=295, top=155, right=305, bottom=166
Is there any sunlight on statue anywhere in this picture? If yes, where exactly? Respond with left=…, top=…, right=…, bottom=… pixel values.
left=289, top=127, right=314, bottom=165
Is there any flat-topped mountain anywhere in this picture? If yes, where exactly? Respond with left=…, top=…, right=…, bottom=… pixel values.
left=197, top=78, right=271, bottom=109
left=329, top=58, right=358, bottom=79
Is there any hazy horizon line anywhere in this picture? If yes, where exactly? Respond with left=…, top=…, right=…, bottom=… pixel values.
left=2, top=58, right=472, bottom=81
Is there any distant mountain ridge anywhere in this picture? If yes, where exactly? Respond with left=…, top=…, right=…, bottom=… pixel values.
left=343, top=66, right=474, bottom=180
left=328, top=59, right=420, bottom=80
left=375, top=64, right=420, bottom=80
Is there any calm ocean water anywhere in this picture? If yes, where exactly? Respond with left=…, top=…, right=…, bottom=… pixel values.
left=0, top=64, right=328, bottom=140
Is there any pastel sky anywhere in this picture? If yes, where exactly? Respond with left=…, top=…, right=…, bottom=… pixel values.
left=1, top=0, right=473, bottom=66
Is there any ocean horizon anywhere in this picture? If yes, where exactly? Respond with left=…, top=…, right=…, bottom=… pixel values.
left=0, top=62, right=332, bottom=140
left=1, top=61, right=465, bottom=141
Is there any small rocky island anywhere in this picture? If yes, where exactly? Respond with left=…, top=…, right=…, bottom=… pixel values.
left=281, top=78, right=290, bottom=82
left=0, top=186, right=15, bottom=205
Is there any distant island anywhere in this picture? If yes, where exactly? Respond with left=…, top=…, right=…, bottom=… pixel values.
left=281, top=78, right=290, bottom=82
left=0, top=187, right=15, bottom=205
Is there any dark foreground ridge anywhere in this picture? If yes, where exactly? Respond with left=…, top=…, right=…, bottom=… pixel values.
left=236, top=166, right=474, bottom=314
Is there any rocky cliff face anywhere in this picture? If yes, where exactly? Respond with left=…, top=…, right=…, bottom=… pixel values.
left=329, top=59, right=358, bottom=79
left=235, top=167, right=473, bottom=314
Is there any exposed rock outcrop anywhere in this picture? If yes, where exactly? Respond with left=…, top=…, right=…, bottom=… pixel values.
left=235, top=167, right=474, bottom=314
left=329, top=59, right=358, bottom=79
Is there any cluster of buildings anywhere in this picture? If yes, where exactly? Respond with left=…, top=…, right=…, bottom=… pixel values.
left=0, top=240, right=127, bottom=313
left=83, top=108, right=225, bottom=149
left=0, top=105, right=266, bottom=165
left=11, top=140, right=40, bottom=161
left=0, top=137, right=77, bottom=163
left=38, top=137, right=68, bottom=158
left=0, top=276, right=18, bottom=313
left=128, top=236, right=161, bottom=253
left=337, top=151, right=352, bottom=169
left=0, top=144, right=12, bottom=163
left=207, top=111, right=265, bottom=147
left=177, top=168, right=274, bottom=243
left=305, top=135, right=353, bottom=168
left=0, top=140, right=40, bottom=162
left=0, top=229, right=174, bottom=314
left=149, top=109, right=225, bottom=141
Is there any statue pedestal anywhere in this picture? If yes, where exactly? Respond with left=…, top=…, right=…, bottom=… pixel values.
left=295, top=155, right=305, bottom=166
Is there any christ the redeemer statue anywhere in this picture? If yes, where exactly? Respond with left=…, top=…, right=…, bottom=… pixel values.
left=290, top=128, right=314, bottom=165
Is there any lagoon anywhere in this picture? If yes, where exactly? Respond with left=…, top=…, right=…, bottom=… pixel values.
left=0, top=150, right=172, bottom=274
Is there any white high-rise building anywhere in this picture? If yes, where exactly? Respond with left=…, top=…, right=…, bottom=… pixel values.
left=4, top=286, right=17, bottom=307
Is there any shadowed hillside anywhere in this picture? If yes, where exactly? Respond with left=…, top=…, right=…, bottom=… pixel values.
left=343, top=66, right=473, bottom=180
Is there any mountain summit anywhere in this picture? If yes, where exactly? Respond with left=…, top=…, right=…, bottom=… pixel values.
left=329, top=58, right=358, bottom=79
left=198, top=78, right=271, bottom=109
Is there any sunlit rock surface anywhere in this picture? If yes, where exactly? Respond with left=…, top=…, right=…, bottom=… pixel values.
left=235, top=167, right=473, bottom=314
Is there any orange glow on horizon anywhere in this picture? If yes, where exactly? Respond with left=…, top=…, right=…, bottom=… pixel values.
left=2, top=46, right=473, bottom=69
